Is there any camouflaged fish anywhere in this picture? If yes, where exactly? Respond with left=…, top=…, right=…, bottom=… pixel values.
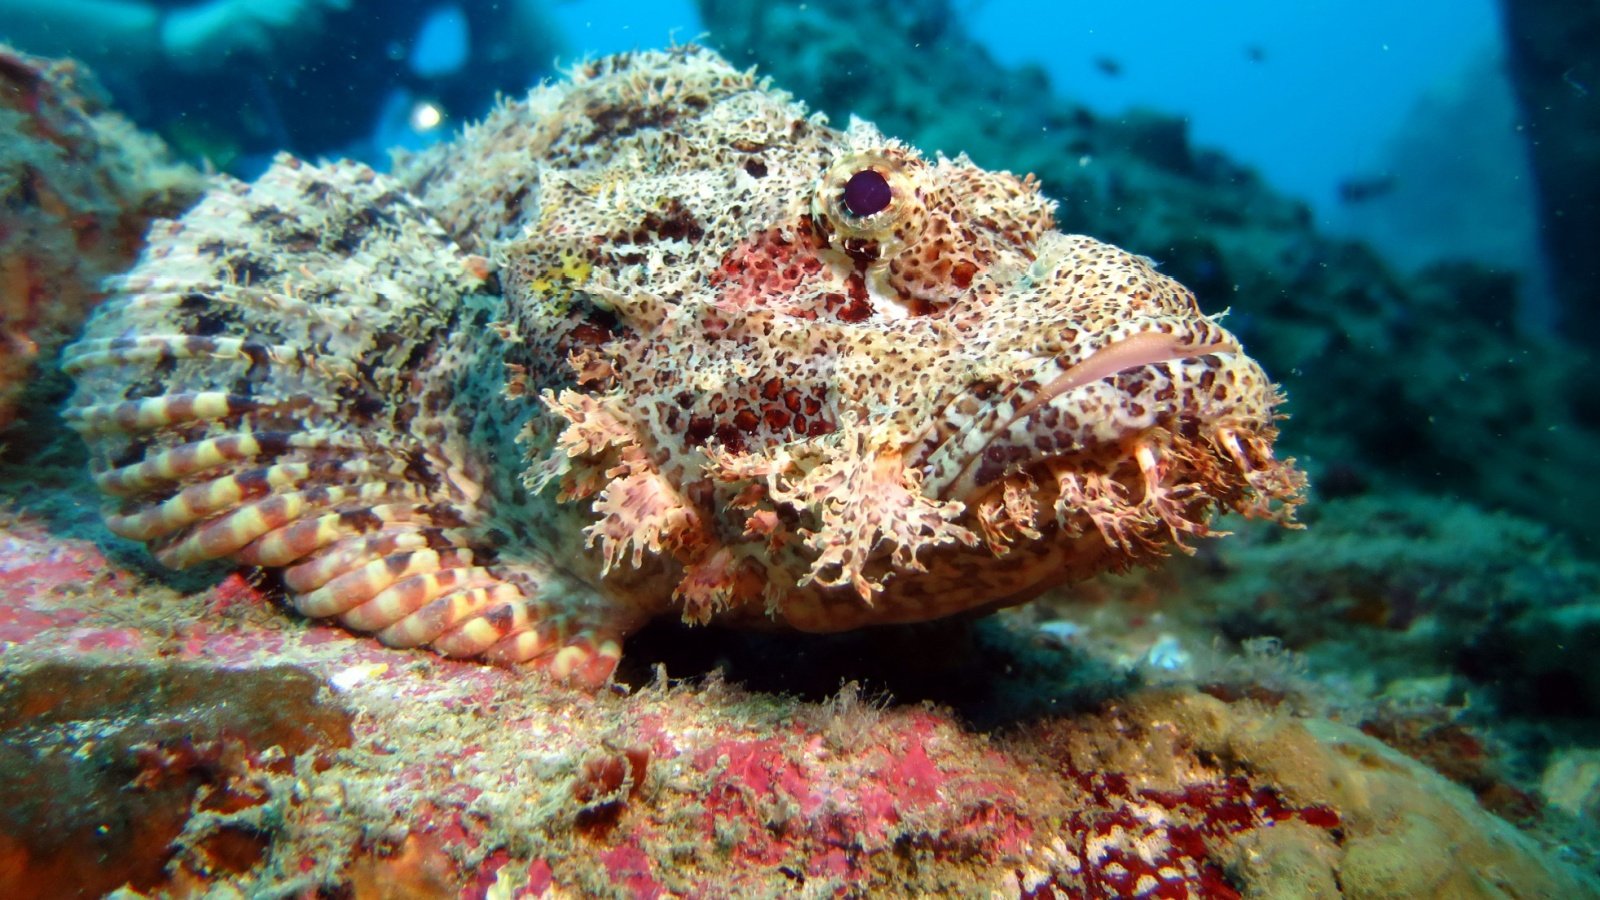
left=64, top=47, right=1304, bottom=686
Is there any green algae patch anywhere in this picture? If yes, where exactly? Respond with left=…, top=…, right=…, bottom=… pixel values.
left=0, top=662, right=352, bottom=898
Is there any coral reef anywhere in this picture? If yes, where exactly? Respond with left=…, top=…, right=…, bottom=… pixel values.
left=696, top=0, right=1600, bottom=549
left=0, top=45, right=201, bottom=433
left=0, top=504, right=1593, bottom=896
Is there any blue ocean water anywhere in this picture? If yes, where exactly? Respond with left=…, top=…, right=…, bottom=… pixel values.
left=964, top=0, right=1500, bottom=219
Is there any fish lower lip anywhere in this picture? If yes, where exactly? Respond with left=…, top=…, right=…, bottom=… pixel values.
left=915, top=329, right=1239, bottom=498
left=1009, top=331, right=1237, bottom=423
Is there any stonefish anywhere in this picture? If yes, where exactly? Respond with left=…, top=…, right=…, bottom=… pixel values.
left=65, top=48, right=1303, bottom=686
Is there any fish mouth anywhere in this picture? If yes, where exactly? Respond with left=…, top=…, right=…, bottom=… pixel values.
left=1007, top=330, right=1238, bottom=426
left=920, top=328, right=1242, bottom=499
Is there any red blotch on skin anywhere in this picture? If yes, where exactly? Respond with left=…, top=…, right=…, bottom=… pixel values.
left=712, top=224, right=824, bottom=309
left=732, top=407, right=760, bottom=433
left=713, top=221, right=880, bottom=323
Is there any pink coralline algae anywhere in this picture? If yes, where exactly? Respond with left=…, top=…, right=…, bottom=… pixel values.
left=0, top=498, right=1595, bottom=896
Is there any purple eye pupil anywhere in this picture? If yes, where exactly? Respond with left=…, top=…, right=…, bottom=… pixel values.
left=842, top=169, right=892, bottom=217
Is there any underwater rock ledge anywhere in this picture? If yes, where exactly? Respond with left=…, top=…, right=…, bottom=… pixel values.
left=1, top=505, right=1595, bottom=896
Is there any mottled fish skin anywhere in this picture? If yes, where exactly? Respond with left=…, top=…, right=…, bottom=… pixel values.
left=64, top=47, right=1304, bottom=686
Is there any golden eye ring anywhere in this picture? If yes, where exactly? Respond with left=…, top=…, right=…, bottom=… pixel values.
left=814, top=152, right=926, bottom=258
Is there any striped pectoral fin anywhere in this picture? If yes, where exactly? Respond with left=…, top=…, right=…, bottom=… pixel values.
left=276, top=536, right=629, bottom=688
left=114, top=470, right=630, bottom=687
left=436, top=586, right=627, bottom=689
left=77, top=422, right=630, bottom=686
left=60, top=155, right=630, bottom=687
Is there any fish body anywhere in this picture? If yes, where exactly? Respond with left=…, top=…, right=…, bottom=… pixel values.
left=65, top=48, right=1303, bottom=685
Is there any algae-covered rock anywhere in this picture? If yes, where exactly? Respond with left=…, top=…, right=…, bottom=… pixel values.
left=0, top=662, right=352, bottom=899
left=0, top=45, right=202, bottom=433
left=1, top=504, right=1593, bottom=896
left=1541, top=748, right=1600, bottom=824
left=1152, top=690, right=1591, bottom=899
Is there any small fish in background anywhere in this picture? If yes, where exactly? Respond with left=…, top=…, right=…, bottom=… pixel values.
left=1338, top=174, right=1398, bottom=205
left=1562, top=66, right=1590, bottom=98
left=1093, top=56, right=1122, bottom=77
left=1245, top=44, right=1268, bottom=64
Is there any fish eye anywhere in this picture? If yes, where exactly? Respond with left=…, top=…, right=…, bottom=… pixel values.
left=814, top=152, right=926, bottom=258
left=843, top=169, right=892, bottom=218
